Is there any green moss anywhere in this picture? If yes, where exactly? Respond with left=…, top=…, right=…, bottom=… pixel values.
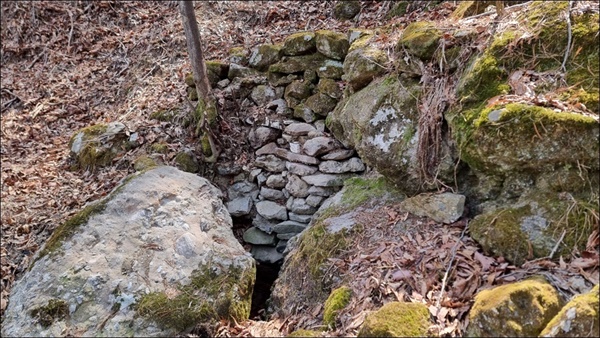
left=35, top=201, right=108, bottom=264
left=175, top=151, right=199, bottom=173
left=467, top=276, right=563, bottom=337
left=133, top=155, right=157, bottom=171
left=323, top=286, right=352, bottom=328
left=136, top=263, right=255, bottom=331
left=29, top=298, right=69, bottom=328
left=340, top=177, right=391, bottom=210
left=397, top=21, right=442, bottom=60
left=386, top=1, right=409, bottom=18
left=540, top=284, right=600, bottom=337
left=287, top=329, right=321, bottom=337
left=200, top=133, right=212, bottom=158
left=150, top=142, right=169, bottom=154
left=150, top=109, right=178, bottom=122
left=357, top=302, right=430, bottom=337
left=470, top=193, right=599, bottom=266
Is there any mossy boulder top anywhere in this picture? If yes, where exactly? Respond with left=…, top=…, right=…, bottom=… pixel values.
left=1, top=166, right=255, bottom=337
left=69, top=122, right=132, bottom=171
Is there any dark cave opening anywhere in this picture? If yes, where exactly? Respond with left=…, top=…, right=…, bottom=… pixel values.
left=250, top=261, right=281, bottom=319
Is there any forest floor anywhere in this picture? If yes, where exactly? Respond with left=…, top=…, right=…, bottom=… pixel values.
left=1, top=1, right=598, bottom=337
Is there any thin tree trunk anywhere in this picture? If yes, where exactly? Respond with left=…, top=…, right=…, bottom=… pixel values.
left=179, top=0, right=212, bottom=101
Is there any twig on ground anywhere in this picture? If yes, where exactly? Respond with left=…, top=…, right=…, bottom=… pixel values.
left=561, top=0, right=574, bottom=72
left=549, top=230, right=567, bottom=259
left=436, top=221, right=469, bottom=310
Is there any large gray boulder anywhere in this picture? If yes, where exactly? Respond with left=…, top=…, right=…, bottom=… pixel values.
left=2, top=166, right=255, bottom=337
left=327, top=75, right=456, bottom=194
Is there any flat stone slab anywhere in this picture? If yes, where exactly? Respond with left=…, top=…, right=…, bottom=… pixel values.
left=286, top=162, right=318, bottom=176
left=227, top=196, right=253, bottom=217
left=273, top=220, right=307, bottom=234
left=284, top=122, right=317, bottom=136
left=256, top=200, right=288, bottom=221
left=251, top=245, right=284, bottom=264
left=302, top=173, right=349, bottom=187
left=400, top=192, right=466, bottom=224
left=243, top=227, right=276, bottom=245
left=319, top=157, right=365, bottom=173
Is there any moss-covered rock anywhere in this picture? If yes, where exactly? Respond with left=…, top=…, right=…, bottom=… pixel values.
left=248, top=44, right=282, bottom=71
left=315, top=30, right=350, bottom=60
left=285, top=80, right=313, bottom=101
left=29, top=299, right=69, bottom=328
left=316, top=59, right=344, bottom=80
left=287, top=329, right=322, bottom=337
left=269, top=176, right=404, bottom=318
left=175, top=151, right=200, bottom=173
left=397, top=21, right=442, bottom=61
left=333, top=0, right=360, bottom=20
left=328, top=75, right=456, bottom=194
left=293, top=102, right=317, bottom=123
left=541, top=284, right=599, bottom=337
left=357, top=302, right=430, bottom=337
left=133, top=155, right=158, bottom=171
left=136, top=262, right=255, bottom=331
left=269, top=54, right=328, bottom=74
left=317, top=78, right=342, bottom=100
left=205, top=60, right=229, bottom=87
left=305, top=92, right=338, bottom=117
left=323, top=286, right=352, bottom=328
left=466, top=276, right=564, bottom=337
left=470, top=191, right=598, bottom=266
left=342, top=47, right=389, bottom=91
left=69, top=122, right=130, bottom=171
left=149, top=142, right=169, bottom=154
left=282, top=31, right=317, bottom=56
left=229, top=46, right=248, bottom=65
left=452, top=103, right=599, bottom=177
left=347, top=28, right=373, bottom=48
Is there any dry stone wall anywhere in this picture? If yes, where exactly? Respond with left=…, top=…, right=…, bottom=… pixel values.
left=188, top=30, right=374, bottom=264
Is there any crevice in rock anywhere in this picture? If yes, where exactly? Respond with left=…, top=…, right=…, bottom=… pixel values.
left=250, top=261, right=281, bottom=319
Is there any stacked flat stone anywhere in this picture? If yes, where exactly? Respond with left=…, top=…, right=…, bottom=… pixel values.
left=186, top=29, right=375, bottom=264
left=227, top=121, right=365, bottom=263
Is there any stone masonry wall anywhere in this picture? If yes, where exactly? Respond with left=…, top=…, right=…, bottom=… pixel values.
left=186, top=29, right=377, bottom=264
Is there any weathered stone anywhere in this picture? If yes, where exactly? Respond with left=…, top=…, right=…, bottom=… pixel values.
left=69, top=122, right=131, bottom=171
left=273, top=220, right=307, bottom=234
left=342, top=47, right=388, bottom=91
left=249, top=127, right=280, bottom=149
left=248, top=44, right=282, bottom=71
left=288, top=212, right=313, bottom=223
left=251, top=245, right=284, bottom=264
left=256, top=200, right=288, bottom=221
left=333, top=0, right=361, bottom=20
left=400, top=193, right=465, bottom=224
left=1, top=166, right=255, bottom=337
left=269, top=54, right=327, bottom=74
left=266, top=174, right=287, bottom=189
left=293, top=103, right=317, bottom=123
left=228, top=63, right=260, bottom=79
left=275, top=240, right=288, bottom=253
left=276, top=233, right=297, bottom=240
left=289, top=141, right=302, bottom=153
left=541, top=284, right=599, bottom=337
left=256, top=172, right=268, bottom=187
left=250, top=85, right=279, bottom=106
left=321, top=149, right=355, bottom=160
left=316, top=59, right=344, bottom=79
left=305, top=92, right=338, bottom=116
left=317, top=78, right=343, bottom=99
left=260, top=187, right=285, bottom=201
left=256, top=142, right=279, bottom=156
left=396, top=21, right=442, bottom=61
left=282, top=31, right=316, bottom=56
left=243, top=227, right=276, bottom=245
left=290, top=198, right=318, bottom=215
left=303, top=136, right=343, bottom=157
left=285, top=162, right=318, bottom=176
left=358, top=302, right=430, bottom=337
left=306, top=195, right=324, bottom=207
left=285, top=174, right=310, bottom=198
left=266, top=98, right=290, bottom=116
left=227, top=196, right=253, bottom=217
left=315, top=30, right=350, bottom=60
left=466, top=277, right=563, bottom=337
left=268, top=72, right=299, bottom=86
left=276, top=148, right=320, bottom=166
left=216, top=163, right=242, bottom=176
left=303, top=174, right=348, bottom=187
left=313, top=119, right=327, bottom=133
left=319, top=157, right=366, bottom=174
left=255, top=155, right=286, bottom=172
left=249, top=168, right=262, bottom=183
left=252, top=214, right=278, bottom=234
left=307, top=185, right=339, bottom=196
left=285, top=80, right=313, bottom=100
left=228, top=181, right=259, bottom=200
left=284, top=122, right=317, bottom=136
